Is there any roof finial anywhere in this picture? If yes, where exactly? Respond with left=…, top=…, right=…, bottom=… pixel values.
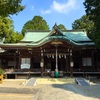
left=53, top=22, right=58, bottom=29
left=55, top=22, right=57, bottom=26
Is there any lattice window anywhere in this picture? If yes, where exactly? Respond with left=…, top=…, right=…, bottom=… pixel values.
left=82, top=58, right=92, bottom=66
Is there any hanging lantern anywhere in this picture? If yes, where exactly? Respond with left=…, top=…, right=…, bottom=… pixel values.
left=64, top=55, right=66, bottom=58
left=59, top=54, right=61, bottom=58
left=52, top=55, right=54, bottom=58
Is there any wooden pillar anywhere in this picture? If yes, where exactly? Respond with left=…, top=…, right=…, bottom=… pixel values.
left=66, top=56, right=69, bottom=76
left=79, top=51, right=82, bottom=71
left=69, top=50, right=74, bottom=77
left=40, top=48, right=44, bottom=77
left=18, top=55, right=21, bottom=69
left=92, top=50, right=95, bottom=70
left=55, top=45, right=58, bottom=71
left=97, top=51, right=99, bottom=71
left=31, top=57, right=34, bottom=69
left=65, top=49, right=69, bottom=76
left=14, top=54, right=16, bottom=69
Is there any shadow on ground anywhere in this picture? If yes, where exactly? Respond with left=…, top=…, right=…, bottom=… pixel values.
left=52, top=83, right=100, bottom=100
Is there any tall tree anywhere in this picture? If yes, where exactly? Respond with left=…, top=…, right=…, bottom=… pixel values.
left=0, top=16, right=23, bottom=43
left=21, top=16, right=49, bottom=35
left=84, top=0, right=100, bottom=49
left=0, top=0, right=24, bottom=17
left=72, top=15, right=94, bottom=30
left=4, top=31, right=23, bottom=43
left=58, top=24, right=67, bottom=30
left=72, top=15, right=94, bottom=38
left=0, top=17, right=12, bottom=39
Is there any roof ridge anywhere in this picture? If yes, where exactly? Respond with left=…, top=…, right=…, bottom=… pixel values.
left=26, top=30, right=50, bottom=32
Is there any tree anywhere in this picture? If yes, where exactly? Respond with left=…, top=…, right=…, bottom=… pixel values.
left=21, top=16, right=49, bottom=35
left=0, top=17, right=12, bottom=39
left=72, top=15, right=94, bottom=38
left=58, top=24, right=67, bottom=30
left=0, top=1, right=24, bottom=43
left=0, top=0, right=24, bottom=17
left=72, top=15, right=94, bottom=30
left=0, top=16, right=23, bottom=43
left=84, top=0, right=100, bottom=49
left=4, top=31, right=23, bottom=43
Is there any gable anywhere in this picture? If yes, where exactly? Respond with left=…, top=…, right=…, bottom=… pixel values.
left=49, top=23, right=64, bottom=36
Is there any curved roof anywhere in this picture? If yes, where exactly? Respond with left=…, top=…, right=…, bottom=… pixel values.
left=0, top=24, right=94, bottom=48
left=20, top=24, right=94, bottom=47
left=26, top=35, right=94, bottom=47
left=63, top=31, right=91, bottom=42
left=21, top=31, right=50, bottom=42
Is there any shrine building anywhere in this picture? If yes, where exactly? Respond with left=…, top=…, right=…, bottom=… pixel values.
left=0, top=24, right=100, bottom=79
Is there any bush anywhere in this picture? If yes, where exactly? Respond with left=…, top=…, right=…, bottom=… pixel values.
left=0, top=68, right=5, bottom=75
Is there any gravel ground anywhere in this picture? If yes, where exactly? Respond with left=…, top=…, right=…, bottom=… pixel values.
left=0, top=78, right=100, bottom=100
left=33, top=84, right=100, bottom=100
left=0, top=79, right=38, bottom=100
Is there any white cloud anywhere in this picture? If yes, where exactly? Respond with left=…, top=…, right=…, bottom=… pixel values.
left=41, top=0, right=77, bottom=14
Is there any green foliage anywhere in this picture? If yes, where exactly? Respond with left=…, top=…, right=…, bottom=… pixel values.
left=72, top=15, right=94, bottom=39
left=0, top=0, right=24, bottom=43
left=4, top=31, right=23, bottom=43
left=0, top=16, right=12, bottom=38
left=21, top=16, right=49, bottom=35
left=72, top=15, right=94, bottom=30
left=94, top=34, right=100, bottom=49
left=84, top=0, right=100, bottom=49
left=0, top=0, right=25, bottom=17
left=0, top=68, right=5, bottom=75
left=0, top=16, right=23, bottom=43
left=58, top=24, right=67, bottom=30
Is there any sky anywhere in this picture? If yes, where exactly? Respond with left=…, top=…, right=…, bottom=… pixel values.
left=11, top=0, right=86, bottom=32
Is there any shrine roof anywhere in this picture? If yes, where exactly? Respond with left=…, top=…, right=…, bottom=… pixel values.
left=0, top=24, right=94, bottom=48
left=21, top=31, right=50, bottom=43
left=63, top=30, right=90, bottom=42
left=20, top=27, right=94, bottom=47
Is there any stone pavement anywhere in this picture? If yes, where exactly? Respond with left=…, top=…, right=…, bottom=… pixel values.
left=25, top=78, right=37, bottom=86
